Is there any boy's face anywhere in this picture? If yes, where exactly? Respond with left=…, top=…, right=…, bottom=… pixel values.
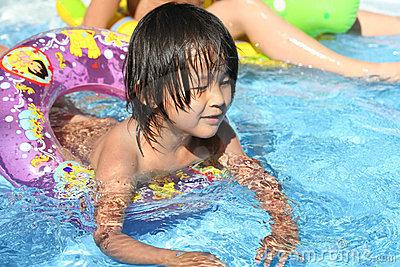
left=166, top=70, right=233, bottom=139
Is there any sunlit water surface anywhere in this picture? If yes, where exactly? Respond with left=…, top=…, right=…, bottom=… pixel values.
left=1, top=0, right=400, bottom=266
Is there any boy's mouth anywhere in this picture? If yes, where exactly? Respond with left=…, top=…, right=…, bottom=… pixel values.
left=201, top=114, right=224, bottom=124
left=201, top=112, right=223, bottom=118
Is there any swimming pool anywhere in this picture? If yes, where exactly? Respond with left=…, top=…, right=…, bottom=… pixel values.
left=1, top=0, right=400, bottom=266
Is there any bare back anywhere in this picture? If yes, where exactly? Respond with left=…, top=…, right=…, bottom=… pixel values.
left=128, top=0, right=204, bottom=20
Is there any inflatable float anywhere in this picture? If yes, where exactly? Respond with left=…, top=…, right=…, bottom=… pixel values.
left=262, top=0, right=360, bottom=37
left=57, top=0, right=360, bottom=38
left=56, top=0, right=361, bottom=66
left=0, top=28, right=228, bottom=200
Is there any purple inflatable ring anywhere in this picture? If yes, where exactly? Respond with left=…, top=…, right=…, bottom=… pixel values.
left=0, top=28, right=129, bottom=198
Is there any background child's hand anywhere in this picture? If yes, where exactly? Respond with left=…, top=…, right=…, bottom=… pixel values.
left=255, top=217, right=299, bottom=267
left=376, top=62, right=400, bottom=82
left=166, top=251, right=227, bottom=267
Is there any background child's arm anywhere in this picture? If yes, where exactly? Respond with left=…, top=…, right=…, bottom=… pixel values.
left=0, top=45, right=7, bottom=56
left=82, top=0, right=121, bottom=28
left=208, top=0, right=400, bottom=81
left=216, top=121, right=299, bottom=266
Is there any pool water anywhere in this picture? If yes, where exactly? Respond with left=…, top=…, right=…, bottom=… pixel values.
left=1, top=1, right=400, bottom=266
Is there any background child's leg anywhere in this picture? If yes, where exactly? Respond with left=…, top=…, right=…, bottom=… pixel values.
left=357, top=10, right=400, bottom=36
left=207, top=0, right=398, bottom=79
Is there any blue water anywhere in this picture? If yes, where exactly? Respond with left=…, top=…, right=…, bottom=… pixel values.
left=1, top=0, right=400, bottom=266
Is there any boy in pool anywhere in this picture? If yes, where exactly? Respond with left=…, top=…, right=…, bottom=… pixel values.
left=54, top=3, right=299, bottom=266
left=82, top=0, right=400, bottom=81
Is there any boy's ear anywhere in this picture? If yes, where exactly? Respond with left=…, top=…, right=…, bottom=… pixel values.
left=134, top=83, right=140, bottom=95
left=135, top=83, right=157, bottom=108
left=146, top=99, right=158, bottom=108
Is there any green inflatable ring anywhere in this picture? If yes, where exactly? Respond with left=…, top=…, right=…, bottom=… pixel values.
left=262, top=0, right=360, bottom=37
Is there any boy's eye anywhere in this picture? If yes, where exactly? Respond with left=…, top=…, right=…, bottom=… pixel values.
left=219, top=77, right=231, bottom=86
left=192, top=85, right=208, bottom=92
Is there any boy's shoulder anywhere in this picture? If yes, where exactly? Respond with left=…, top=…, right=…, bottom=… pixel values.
left=215, top=117, right=236, bottom=142
left=90, top=118, right=139, bottom=169
left=103, top=118, right=137, bottom=147
left=206, top=117, right=244, bottom=156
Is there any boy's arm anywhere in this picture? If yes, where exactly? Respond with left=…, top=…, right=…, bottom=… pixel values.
left=92, top=124, right=177, bottom=265
left=216, top=121, right=299, bottom=266
left=82, top=0, right=121, bottom=28
left=218, top=153, right=299, bottom=265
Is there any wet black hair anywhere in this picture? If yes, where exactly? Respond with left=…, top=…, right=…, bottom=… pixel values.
left=28, top=60, right=48, bottom=80
left=124, top=2, right=238, bottom=154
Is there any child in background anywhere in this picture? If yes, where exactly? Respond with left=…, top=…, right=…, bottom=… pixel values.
left=83, top=0, right=400, bottom=81
left=54, top=3, right=298, bottom=266
left=0, top=45, right=7, bottom=56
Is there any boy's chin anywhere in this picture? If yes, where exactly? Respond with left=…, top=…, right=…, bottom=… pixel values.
left=193, top=127, right=219, bottom=139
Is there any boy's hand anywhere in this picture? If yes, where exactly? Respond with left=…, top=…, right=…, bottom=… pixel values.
left=166, top=251, right=227, bottom=267
left=255, top=217, right=299, bottom=267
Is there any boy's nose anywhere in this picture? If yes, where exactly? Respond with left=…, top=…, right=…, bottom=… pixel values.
left=208, top=85, right=226, bottom=108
